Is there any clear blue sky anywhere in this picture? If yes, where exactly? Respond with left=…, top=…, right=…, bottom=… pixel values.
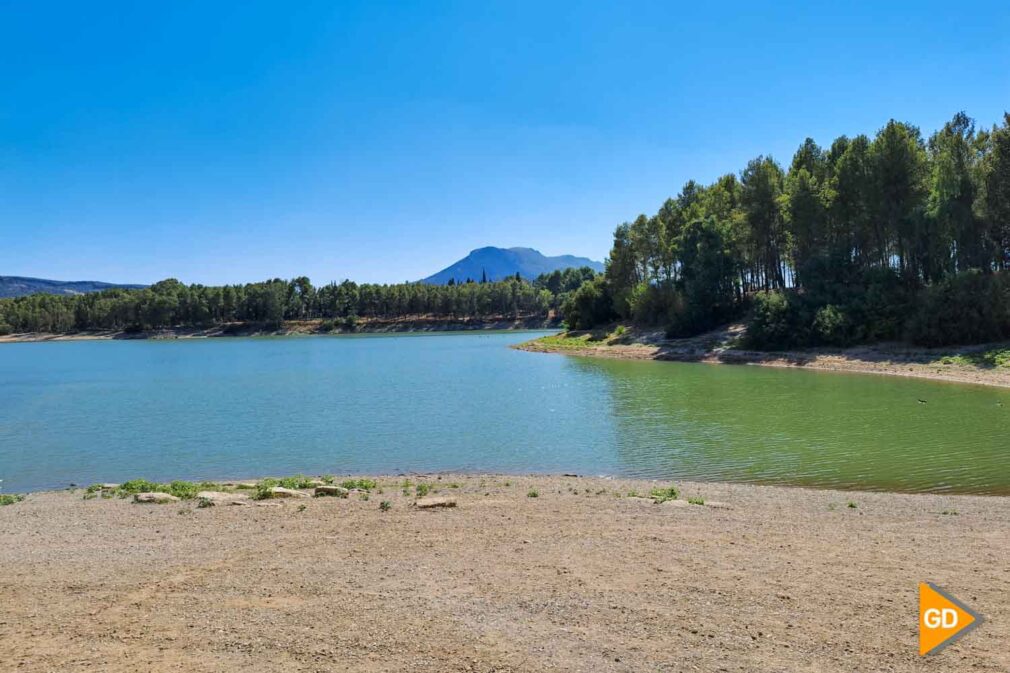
left=2, top=1, right=1008, bottom=285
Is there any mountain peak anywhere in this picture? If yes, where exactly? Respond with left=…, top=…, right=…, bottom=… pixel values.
left=421, top=247, right=603, bottom=285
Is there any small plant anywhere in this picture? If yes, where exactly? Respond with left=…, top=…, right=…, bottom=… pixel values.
left=595, top=488, right=607, bottom=495
left=527, top=489, right=539, bottom=498
left=276, top=475, right=316, bottom=489
left=847, top=501, right=858, bottom=509
left=297, top=503, right=307, bottom=512
left=448, top=482, right=460, bottom=489
left=941, top=510, right=959, bottom=516
left=687, top=497, right=705, bottom=505
left=649, top=485, right=680, bottom=504
left=827, top=502, right=837, bottom=511
left=0, top=493, right=24, bottom=506
left=341, top=478, right=378, bottom=491
left=504, top=481, right=512, bottom=487
left=627, top=489, right=640, bottom=498
left=415, top=483, right=431, bottom=497
left=359, top=493, right=370, bottom=501
left=613, top=325, right=627, bottom=337
left=253, top=478, right=280, bottom=500
left=379, top=500, right=392, bottom=512
left=197, top=497, right=214, bottom=508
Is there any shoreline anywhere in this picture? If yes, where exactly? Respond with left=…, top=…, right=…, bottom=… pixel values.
left=0, top=316, right=561, bottom=343
left=516, top=326, right=1010, bottom=389
left=2, top=472, right=1007, bottom=671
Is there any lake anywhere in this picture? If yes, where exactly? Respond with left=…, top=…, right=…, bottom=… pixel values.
left=1, top=331, right=1008, bottom=495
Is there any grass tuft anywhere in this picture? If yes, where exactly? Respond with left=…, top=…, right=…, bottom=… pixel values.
left=649, top=485, right=680, bottom=504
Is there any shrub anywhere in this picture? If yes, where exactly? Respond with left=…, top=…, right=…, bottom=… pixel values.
left=379, top=500, right=392, bottom=512
left=744, top=291, right=809, bottom=349
left=527, top=489, right=539, bottom=498
left=812, top=305, right=852, bottom=346
left=649, top=485, right=679, bottom=503
left=0, top=493, right=24, bottom=506
left=561, top=276, right=615, bottom=330
left=340, top=478, right=377, bottom=491
left=415, top=483, right=431, bottom=497
left=906, top=270, right=1010, bottom=346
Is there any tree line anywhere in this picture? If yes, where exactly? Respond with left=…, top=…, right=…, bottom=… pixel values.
left=0, top=269, right=598, bottom=334
left=564, top=112, right=1010, bottom=347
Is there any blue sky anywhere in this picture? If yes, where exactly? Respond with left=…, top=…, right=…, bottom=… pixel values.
left=2, top=1, right=1008, bottom=285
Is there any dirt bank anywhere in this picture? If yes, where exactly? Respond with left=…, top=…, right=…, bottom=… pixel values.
left=1, top=474, right=1007, bottom=672
left=0, top=317, right=561, bottom=343
left=516, top=325, right=1010, bottom=388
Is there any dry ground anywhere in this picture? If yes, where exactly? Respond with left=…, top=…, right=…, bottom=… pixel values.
left=1, top=474, right=1008, bottom=672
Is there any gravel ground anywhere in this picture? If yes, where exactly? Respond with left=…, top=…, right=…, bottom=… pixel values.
left=1, top=474, right=1008, bottom=672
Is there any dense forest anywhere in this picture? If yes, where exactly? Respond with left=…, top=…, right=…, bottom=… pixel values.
left=564, top=112, right=1010, bottom=347
left=0, top=268, right=597, bottom=334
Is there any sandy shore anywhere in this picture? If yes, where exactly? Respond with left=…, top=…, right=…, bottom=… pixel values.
left=1, top=474, right=1008, bottom=672
left=517, top=326, right=1010, bottom=388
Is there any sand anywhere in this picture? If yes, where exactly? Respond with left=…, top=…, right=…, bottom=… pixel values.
left=2, top=474, right=1008, bottom=672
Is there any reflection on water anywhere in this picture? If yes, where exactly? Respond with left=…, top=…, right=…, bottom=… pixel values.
left=1, top=331, right=1008, bottom=494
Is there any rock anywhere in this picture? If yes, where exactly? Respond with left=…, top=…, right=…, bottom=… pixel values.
left=661, top=499, right=690, bottom=508
left=314, top=485, right=349, bottom=498
left=134, top=492, right=179, bottom=504
left=268, top=486, right=309, bottom=498
left=229, top=500, right=252, bottom=506
left=705, top=501, right=732, bottom=509
left=195, top=491, right=249, bottom=505
left=100, top=483, right=120, bottom=490
left=307, top=479, right=327, bottom=488
left=415, top=496, right=456, bottom=509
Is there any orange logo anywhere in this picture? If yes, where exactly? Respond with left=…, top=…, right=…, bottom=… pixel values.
left=919, top=582, right=983, bottom=656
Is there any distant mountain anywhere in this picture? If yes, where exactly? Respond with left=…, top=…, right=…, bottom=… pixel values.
left=421, top=247, right=604, bottom=284
left=0, top=276, right=146, bottom=299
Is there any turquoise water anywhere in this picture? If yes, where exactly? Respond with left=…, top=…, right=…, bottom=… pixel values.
left=1, top=331, right=1008, bottom=494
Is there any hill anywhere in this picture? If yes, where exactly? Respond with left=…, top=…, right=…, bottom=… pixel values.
left=420, top=247, right=603, bottom=284
left=0, top=276, right=145, bottom=299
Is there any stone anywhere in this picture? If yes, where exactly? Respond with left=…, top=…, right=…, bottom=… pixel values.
left=314, top=485, right=349, bottom=498
left=195, top=491, right=249, bottom=505
left=415, top=496, right=456, bottom=509
left=307, top=479, right=327, bottom=488
left=269, top=486, right=309, bottom=498
left=100, top=483, right=120, bottom=490
left=134, top=492, right=179, bottom=504
left=661, top=499, right=690, bottom=508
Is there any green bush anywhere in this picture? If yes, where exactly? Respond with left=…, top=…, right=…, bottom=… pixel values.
left=812, top=305, right=852, bottom=346
left=340, top=478, right=377, bottom=491
left=906, top=270, right=1010, bottom=346
left=744, top=291, right=809, bottom=349
left=0, top=493, right=24, bottom=506
left=649, top=485, right=679, bottom=503
left=561, top=276, right=615, bottom=330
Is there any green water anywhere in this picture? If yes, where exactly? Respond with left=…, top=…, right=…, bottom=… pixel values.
left=1, top=331, right=1008, bottom=494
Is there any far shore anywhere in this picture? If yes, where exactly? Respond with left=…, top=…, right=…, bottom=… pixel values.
left=516, top=325, right=1010, bottom=389
left=0, top=316, right=561, bottom=343
left=1, top=472, right=1007, bottom=672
